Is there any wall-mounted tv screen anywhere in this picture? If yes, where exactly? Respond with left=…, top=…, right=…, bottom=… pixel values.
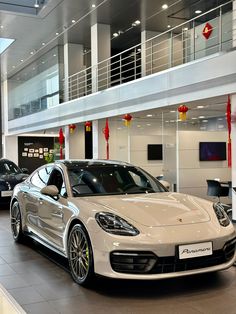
left=199, top=142, right=226, bottom=161
left=147, top=144, right=163, bottom=160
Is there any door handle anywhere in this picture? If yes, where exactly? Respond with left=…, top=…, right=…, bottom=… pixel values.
left=52, top=211, right=63, bottom=219
left=37, top=197, right=43, bottom=205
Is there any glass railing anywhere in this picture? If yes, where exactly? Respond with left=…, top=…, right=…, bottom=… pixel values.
left=64, top=0, right=233, bottom=101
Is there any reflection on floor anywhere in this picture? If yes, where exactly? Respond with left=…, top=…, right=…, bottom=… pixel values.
left=0, top=208, right=236, bottom=314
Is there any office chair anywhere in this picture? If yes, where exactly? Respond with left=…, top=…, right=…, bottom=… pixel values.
left=206, top=180, right=229, bottom=202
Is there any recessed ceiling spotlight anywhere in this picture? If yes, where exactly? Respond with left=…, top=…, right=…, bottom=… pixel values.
left=147, top=124, right=151, bottom=126
left=20, top=59, right=23, bottom=62
left=202, top=120, right=208, bottom=123
left=72, top=19, right=76, bottom=23
left=167, top=25, right=171, bottom=28
left=91, top=4, right=96, bottom=8
left=56, top=32, right=59, bottom=36
left=132, top=20, right=141, bottom=27
left=183, top=27, right=188, bottom=31
left=199, top=116, right=205, bottom=119
left=192, top=117, right=197, bottom=120
left=30, top=51, right=34, bottom=55
left=197, top=105, right=204, bottom=108
left=42, top=42, right=45, bottom=46
left=162, top=4, right=168, bottom=10
left=146, top=114, right=153, bottom=117
left=42, top=61, right=45, bottom=64
left=0, top=25, right=3, bottom=29
left=218, top=118, right=223, bottom=121
left=113, top=32, right=119, bottom=37
left=170, top=110, right=175, bottom=113
left=195, top=10, right=202, bottom=14
left=34, top=0, right=39, bottom=8
left=53, top=54, right=57, bottom=57
left=12, top=65, right=15, bottom=68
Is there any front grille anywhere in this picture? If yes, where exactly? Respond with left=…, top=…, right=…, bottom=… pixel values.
left=110, top=238, right=236, bottom=275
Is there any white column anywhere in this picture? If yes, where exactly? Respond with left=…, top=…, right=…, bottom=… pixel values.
left=231, top=94, right=236, bottom=221
left=232, top=1, right=236, bottom=221
left=141, top=30, right=147, bottom=77
left=64, top=125, right=70, bottom=159
left=91, top=23, right=110, bottom=93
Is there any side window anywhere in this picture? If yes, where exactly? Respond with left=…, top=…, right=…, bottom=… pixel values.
left=31, top=166, right=52, bottom=189
left=47, top=168, right=67, bottom=197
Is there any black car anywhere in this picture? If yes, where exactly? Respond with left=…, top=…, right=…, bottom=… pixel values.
left=0, top=159, right=29, bottom=202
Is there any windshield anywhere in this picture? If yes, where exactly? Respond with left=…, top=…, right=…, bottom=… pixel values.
left=0, top=160, right=21, bottom=175
left=68, top=164, right=166, bottom=196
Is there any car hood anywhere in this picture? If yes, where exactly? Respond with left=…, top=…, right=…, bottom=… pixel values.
left=84, top=192, right=211, bottom=227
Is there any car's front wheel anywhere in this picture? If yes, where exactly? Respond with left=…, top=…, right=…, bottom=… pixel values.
left=68, top=224, right=94, bottom=286
left=11, top=201, right=24, bottom=243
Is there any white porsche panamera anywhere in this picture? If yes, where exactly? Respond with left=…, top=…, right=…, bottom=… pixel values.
left=10, top=160, right=236, bottom=286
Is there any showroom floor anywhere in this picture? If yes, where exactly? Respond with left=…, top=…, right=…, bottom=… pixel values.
left=1, top=208, right=236, bottom=314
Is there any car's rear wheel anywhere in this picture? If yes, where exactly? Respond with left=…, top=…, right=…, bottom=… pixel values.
left=68, top=224, right=94, bottom=286
left=11, top=201, right=24, bottom=243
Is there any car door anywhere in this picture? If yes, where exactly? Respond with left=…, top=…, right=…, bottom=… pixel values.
left=37, top=166, right=72, bottom=251
left=24, top=165, right=52, bottom=232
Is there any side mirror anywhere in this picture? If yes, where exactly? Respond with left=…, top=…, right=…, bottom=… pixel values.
left=40, top=185, right=59, bottom=197
left=21, top=168, right=29, bottom=174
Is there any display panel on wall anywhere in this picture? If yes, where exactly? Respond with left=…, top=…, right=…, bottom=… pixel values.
left=18, top=137, right=54, bottom=174
left=199, top=142, right=226, bottom=161
left=147, top=144, right=163, bottom=160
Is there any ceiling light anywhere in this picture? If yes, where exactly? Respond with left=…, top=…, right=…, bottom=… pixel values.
left=20, top=59, right=24, bottom=62
left=72, top=20, right=76, bottom=23
left=147, top=124, right=151, bottom=126
left=199, top=116, right=205, bottom=119
left=53, top=54, right=57, bottom=57
left=137, top=125, right=141, bottom=128
left=56, top=32, right=59, bottom=36
left=218, top=118, right=223, bottom=121
left=30, top=51, right=34, bottom=55
left=162, top=4, right=168, bottom=10
left=42, top=42, right=45, bottom=46
left=183, top=27, right=188, bottom=31
left=34, top=0, right=39, bottom=8
left=12, top=65, right=15, bottom=68
left=91, top=4, right=96, bottom=8
left=167, top=25, right=171, bottom=28
left=113, top=32, right=119, bottom=37
left=197, top=105, right=204, bottom=108
left=0, top=25, right=3, bottom=29
left=191, top=117, right=197, bottom=120
left=202, top=120, right=208, bottom=123
left=170, top=110, right=175, bottom=113
left=195, top=10, right=202, bottom=14
left=132, top=20, right=141, bottom=27
left=146, top=114, right=153, bottom=117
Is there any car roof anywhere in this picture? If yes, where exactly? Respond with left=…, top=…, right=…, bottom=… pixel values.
left=55, top=159, right=133, bottom=168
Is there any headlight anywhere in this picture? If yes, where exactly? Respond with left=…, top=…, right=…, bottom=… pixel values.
left=213, top=202, right=230, bottom=227
left=95, top=212, right=139, bottom=236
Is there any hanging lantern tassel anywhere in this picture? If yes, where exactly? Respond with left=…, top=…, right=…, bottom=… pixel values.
left=178, top=105, right=189, bottom=121
left=85, top=121, right=92, bottom=132
left=69, top=124, right=76, bottom=134
left=103, top=118, right=110, bottom=160
left=58, top=128, right=64, bottom=160
left=123, top=114, right=133, bottom=127
left=226, top=95, right=231, bottom=168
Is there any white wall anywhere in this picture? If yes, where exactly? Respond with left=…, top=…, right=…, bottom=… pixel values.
left=178, top=130, right=230, bottom=201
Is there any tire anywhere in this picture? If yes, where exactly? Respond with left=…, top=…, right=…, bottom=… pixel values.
left=68, top=224, right=94, bottom=286
left=10, top=201, right=24, bottom=243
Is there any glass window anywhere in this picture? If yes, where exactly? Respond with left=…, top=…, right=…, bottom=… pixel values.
left=47, top=168, right=67, bottom=197
left=68, top=164, right=166, bottom=196
left=31, top=166, right=52, bottom=189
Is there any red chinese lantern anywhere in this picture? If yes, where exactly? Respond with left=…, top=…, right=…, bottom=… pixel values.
left=69, top=124, right=76, bottom=134
left=123, top=114, right=132, bottom=127
left=178, top=105, right=189, bottom=121
left=58, top=128, right=64, bottom=160
left=202, top=22, right=213, bottom=40
left=103, top=118, right=110, bottom=160
left=85, top=121, right=92, bottom=132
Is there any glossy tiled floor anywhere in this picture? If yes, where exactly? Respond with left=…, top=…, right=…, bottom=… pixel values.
left=0, top=208, right=236, bottom=314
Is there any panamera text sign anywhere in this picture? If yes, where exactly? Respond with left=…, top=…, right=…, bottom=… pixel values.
left=179, top=242, right=213, bottom=259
